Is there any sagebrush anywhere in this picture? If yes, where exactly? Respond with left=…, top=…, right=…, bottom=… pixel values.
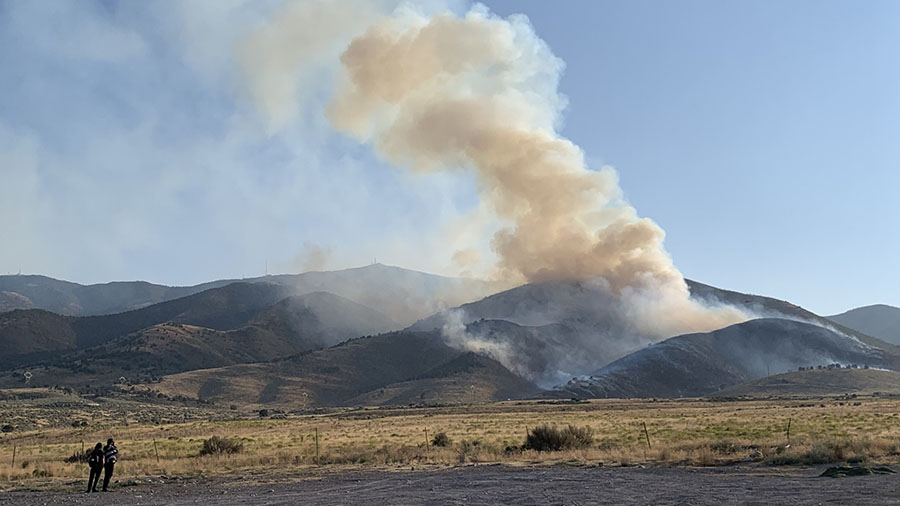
left=524, top=424, right=594, bottom=451
left=200, top=436, right=244, bottom=456
left=431, top=432, right=451, bottom=447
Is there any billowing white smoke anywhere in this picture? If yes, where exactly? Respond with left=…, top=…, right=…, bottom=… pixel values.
left=240, top=1, right=749, bottom=381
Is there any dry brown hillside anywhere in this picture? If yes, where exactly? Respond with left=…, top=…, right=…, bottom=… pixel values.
left=148, top=330, right=538, bottom=408
left=712, top=367, right=900, bottom=397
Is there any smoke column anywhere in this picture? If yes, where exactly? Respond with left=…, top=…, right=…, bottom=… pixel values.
left=240, top=2, right=747, bottom=347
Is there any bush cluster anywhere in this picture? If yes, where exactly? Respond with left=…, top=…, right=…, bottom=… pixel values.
left=766, top=439, right=874, bottom=466
left=63, top=450, right=90, bottom=463
left=431, top=432, right=451, bottom=447
left=524, top=424, right=594, bottom=452
left=200, top=436, right=244, bottom=456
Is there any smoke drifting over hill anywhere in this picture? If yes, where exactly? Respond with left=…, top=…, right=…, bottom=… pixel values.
left=240, top=1, right=748, bottom=368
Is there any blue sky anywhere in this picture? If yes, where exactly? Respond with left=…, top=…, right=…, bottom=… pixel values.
left=0, top=1, right=897, bottom=315
left=487, top=0, right=900, bottom=314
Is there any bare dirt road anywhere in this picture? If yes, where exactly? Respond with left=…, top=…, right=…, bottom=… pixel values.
left=1, top=465, right=897, bottom=505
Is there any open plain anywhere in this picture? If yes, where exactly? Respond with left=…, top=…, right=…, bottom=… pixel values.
left=2, top=392, right=899, bottom=504
left=2, top=465, right=900, bottom=506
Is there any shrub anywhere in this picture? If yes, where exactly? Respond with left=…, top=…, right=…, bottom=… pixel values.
left=457, top=439, right=482, bottom=463
left=200, top=436, right=244, bottom=456
left=459, top=439, right=481, bottom=453
left=656, top=446, right=674, bottom=462
left=64, top=450, right=90, bottom=464
left=596, top=439, right=619, bottom=451
left=524, top=424, right=594, bottom=452
left=696, top=446, right=716, bottom=466
left=431, top=432, right=451, bottom=447
left=708, top=439, right=739, bottom=455
left=1, top=424, right=13, bottom=433
left=503, top=445, right=523, bottom=455
left=766, top=440, right=872, bottom=466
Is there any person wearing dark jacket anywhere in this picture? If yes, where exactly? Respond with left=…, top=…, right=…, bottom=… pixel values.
left=102, top=439, right=118, bottom=491
left=86, top=443, right=104, bottom=493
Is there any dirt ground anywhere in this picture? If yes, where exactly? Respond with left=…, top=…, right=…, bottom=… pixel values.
left=1, top=465, right=897, bottom=506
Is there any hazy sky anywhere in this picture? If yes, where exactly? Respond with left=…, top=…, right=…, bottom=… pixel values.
left=1, top=1, right=897, bottom=315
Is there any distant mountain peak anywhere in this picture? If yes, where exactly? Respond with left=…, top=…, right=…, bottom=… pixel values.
left=828, top=304, right=900, bottom=346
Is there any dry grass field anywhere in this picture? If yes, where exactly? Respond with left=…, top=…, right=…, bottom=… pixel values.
left=2, top=390, right=900, bottom=490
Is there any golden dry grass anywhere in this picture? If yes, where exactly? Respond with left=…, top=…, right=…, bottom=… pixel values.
left=2, top=396, right=900, bottom=488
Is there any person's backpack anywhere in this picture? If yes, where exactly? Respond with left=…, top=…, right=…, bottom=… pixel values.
left=88, top=451, right=100, bottom=466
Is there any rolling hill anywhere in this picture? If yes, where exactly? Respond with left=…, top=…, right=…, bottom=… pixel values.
left=0, top=290, right=34, bottom=313
left=408, top=278, right=875, bottom=386
left=345, top=352, right=539, bottom=406
left=441, top=318, right=590, bottom=385
left=0, top=291, right=400, bottom=387
left=0, top=282, right=293, bottom=366
left=0, top=274, right=232, bottom=316
left=0, top=264, right=505, bottom=325
left=256, top=264, right=508, bottom=326
left=4, top=265, right=894, bottom=406
left=550, top=319, right=899, bottom=399
left=249, top=291, right=398, bottom=348
left=0, top=309, right=78, bottom=367
left=410, top=280, right=657, bottom=385
left=34, top=323, right=302, bottom=383
left=828, top=304, right=900, bottom=346
left=712, top=367, right=900, bottom=397
left=147, top=330, right=538, bottom=408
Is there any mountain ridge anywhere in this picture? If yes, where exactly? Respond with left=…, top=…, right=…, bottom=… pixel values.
left=828, top=304, right=900, bottom=346
left=550, top=318, right=899, bottom=399
left=0, top=264, right=505, bottom=325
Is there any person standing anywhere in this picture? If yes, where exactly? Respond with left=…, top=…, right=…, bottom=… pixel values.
left=86, top=442, right=104, bottom=493
left=102, top=438, right=118, bottom=491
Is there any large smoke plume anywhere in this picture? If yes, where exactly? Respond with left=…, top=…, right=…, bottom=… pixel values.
left=240, top=1, right=749, bottom=381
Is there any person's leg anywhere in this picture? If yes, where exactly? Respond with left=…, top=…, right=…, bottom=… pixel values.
left=102, top=463, right=113, bottom=490
left=90, top=467, right=100, bottom=491
left=86, top=468, right=94, bottom=492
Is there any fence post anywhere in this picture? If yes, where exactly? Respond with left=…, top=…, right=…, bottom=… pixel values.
left=642, top=422, right=652, bottom=450
left=424, top=428, right=429, bottom=448
left=786, top=418, right=792, bottom=445
left=11, top=446, right=16, bottom=467
left=315, top=428, right=320, bottom=465
left=153, top=439, right=160, bottom=463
